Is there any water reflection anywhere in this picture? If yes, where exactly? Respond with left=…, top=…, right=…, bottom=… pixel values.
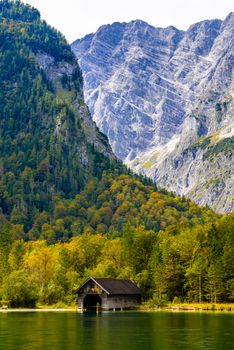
left=0, top=311, right=233, bottom=350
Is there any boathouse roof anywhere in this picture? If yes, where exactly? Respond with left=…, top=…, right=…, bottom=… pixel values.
left=74, top=277, right=142, bottom=295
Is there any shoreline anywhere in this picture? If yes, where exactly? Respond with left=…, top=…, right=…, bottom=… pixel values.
left=0, top=308, right=78, bottom=313
left=138, top=308, right=234, bottom=313
left=139, top=303, right=234, bottom=313
left=1, top=306, right=234, bottom=313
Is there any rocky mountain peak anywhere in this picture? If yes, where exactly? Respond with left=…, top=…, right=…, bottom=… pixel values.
left=72, top=14, right=234, bottom=213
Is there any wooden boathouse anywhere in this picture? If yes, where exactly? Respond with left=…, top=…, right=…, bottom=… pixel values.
left=74, top=277, right=142, bottom=312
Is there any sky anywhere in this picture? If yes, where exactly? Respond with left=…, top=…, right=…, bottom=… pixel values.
left=22, top=0, right=234, bottom=43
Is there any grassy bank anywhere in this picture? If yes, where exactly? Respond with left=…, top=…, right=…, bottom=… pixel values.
left=140, top=301, right=234, bottom=312
left=36, top=302, right=77, bottom=310
left=167, top=303, right=234, bottom=312
left=0, top=302, right=77, bottom=312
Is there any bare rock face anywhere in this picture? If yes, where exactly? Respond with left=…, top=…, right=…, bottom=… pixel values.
left=72, top=13, right=234, bottom=213
left=36, top=52, right=114, bottom=159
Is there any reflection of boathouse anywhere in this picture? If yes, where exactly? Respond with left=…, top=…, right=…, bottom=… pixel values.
left=74, top=277, right=142, bottom=312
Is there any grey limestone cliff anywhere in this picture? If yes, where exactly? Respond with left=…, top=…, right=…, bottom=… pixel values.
left=72, top=13, right=234, bottom=213
left=36, top=51, right=114, bottom=159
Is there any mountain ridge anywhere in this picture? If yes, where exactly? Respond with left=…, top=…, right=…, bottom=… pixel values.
left=72, top=13, right=234, bottom=213
left=0, top=0, right=123, bottom=230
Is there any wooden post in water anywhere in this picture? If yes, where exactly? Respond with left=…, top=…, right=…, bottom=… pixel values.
left=96, top=302, right=100, bottom=314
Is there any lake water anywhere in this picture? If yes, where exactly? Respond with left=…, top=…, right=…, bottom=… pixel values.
left=0, top=311, right=233, bottom=350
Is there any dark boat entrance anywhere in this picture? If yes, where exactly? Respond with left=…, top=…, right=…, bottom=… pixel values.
left=83, top=294, right=102, bottom=312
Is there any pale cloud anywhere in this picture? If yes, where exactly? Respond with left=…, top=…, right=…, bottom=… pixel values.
left=22, top=0, right=233, bottom=42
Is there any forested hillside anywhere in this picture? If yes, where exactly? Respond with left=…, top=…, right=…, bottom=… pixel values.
left=1, top=207, right=233, bottom=307
left=0, top=0, right=122, bottom=231
left=0, top=1, right=233, bottom=307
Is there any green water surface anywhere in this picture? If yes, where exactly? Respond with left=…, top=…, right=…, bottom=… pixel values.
left=0, top=311, right=233, bottom=349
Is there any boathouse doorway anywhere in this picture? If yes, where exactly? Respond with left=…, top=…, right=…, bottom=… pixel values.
left=83, top=294, right=102, bottom=311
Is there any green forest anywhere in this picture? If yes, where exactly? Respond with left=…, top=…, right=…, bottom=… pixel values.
left=0, top=1, right=233, bottom=308
left=0, top=175, right=233, bottom=307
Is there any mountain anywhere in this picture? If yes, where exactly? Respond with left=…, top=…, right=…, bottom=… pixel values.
left=0, top=1, right=233, bottom=307
left=0, top=0, right=122, bottom=230
left=72, top=14, right=234, bottom=213
left=0, top=0, right=220, bottom=238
